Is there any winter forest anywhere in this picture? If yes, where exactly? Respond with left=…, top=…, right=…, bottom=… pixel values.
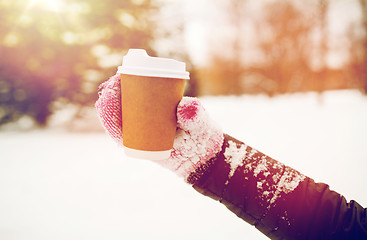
left=1, top=0, right=367, bottom=239
left=0, top=0, right=367, bottom=127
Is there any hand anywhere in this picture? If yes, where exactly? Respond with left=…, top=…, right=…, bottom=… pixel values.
left=95, top=74, right=224, bottom=180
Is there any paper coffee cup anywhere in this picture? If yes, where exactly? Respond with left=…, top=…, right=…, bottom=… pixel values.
left=117, top=49, right=190, bottom=160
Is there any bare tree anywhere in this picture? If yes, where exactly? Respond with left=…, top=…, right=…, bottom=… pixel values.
left=358, top=0, right=367, bottom=93
left=201, top=0, right=248, bottom=95
left=249, top=1, right=315, bottom=95
left=315, top=0, right=329, bottom=93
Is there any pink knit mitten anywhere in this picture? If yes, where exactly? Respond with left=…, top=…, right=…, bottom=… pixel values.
left=95, top=74, right=224, bottom=181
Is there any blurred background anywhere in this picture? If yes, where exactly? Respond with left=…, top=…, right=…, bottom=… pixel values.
left=1, top=0, right=367, bottom=239
left=0, top=0, right=366, bottom=129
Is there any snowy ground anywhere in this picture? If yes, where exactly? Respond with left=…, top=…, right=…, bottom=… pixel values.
left=1, top=90, right=366, bottom=240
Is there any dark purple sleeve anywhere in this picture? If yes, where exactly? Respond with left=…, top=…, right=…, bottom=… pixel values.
left=187, top=134, right=367, bottom=240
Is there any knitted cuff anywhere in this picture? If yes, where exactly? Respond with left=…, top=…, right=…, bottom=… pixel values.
left=155, top=97, right=224, bottom=181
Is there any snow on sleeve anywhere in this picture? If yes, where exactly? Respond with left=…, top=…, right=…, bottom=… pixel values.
left=268, top=167, right=305, bottom=205
left=248, top=155, right=305, bottom=207
left=223, top=140, right=248, bottom=181
left=234, top=144, right=306, bottom=208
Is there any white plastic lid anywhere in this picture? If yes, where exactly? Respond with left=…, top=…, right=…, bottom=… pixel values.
left=117, top=49, right=190, bottom=79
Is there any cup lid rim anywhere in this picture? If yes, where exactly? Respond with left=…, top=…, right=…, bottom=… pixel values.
left=117, top=65, right=190, bottom=79
left=116, top=49, right=190, bottom=80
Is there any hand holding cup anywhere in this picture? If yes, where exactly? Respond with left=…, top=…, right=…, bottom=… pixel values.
left=95, top=49, right=223, bottom=179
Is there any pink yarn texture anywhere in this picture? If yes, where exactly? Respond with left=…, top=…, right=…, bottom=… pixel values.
left=95, top=74, right=123, bottom=146
left=161, top=97, right=224, bottom=178
left=95, top=74, right=224, bottom=180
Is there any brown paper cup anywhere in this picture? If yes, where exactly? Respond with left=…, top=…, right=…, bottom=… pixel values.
left=121, top=74, right=186, bottom=160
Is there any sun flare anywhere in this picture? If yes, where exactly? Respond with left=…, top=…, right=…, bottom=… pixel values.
left=28, top=0, right=65, bottom=12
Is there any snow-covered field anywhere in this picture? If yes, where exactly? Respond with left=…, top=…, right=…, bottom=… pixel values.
left=1, top=90, right=366, bottom=240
